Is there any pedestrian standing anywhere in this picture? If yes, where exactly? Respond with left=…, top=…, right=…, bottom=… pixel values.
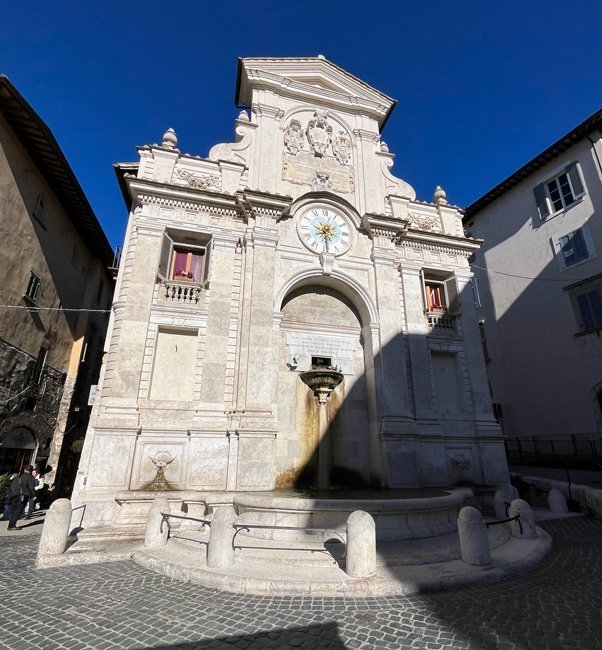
left=1, top=473, right=17, bottom=521
left=24, top=468, right=42, bottom=518
left=7, top=465, right=36, bottom=530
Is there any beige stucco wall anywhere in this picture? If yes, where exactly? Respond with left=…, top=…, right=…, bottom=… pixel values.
left=467, top=135, right=602, bottom=436
left=0, top=112, right=112, bottom=480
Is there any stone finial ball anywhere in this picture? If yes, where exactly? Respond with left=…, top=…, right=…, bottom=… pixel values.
left=162, top=127, right=178, bottom=149
left=434, top=185, right=447, bottom=205
left=380, top=141, right=389, bottom=153
left=237, top=110, right=250, bottom=122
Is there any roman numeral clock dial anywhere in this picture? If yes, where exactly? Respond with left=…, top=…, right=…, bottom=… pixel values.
left=296, top=206, right=352, bottom=256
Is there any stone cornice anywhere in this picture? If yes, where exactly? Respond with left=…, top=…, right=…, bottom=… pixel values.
left=401, top=229, right=483, bottom=253
left=238, top=58, right=395, bottom=127
left=362, top=212, right=410, bottom=240
left=126, top=176, right=241, bottom=217
left=237, top=189, right=293, bottom=222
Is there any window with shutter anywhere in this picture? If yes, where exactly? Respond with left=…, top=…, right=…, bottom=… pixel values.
left=554, top=225, right=596, bottom=271
left=157, top=229, right=212, bottom=286
left=564, top=274, right=602, bottom=334
left=534, top=162, right=586, bottom=220
left=421, top=270, right=461, bottom=316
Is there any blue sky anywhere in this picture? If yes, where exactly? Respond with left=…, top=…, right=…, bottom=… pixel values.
left=2, top=0, right=601, bottom=248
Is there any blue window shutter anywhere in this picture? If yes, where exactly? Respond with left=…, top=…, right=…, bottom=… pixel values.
left=533, top=183, right=549, bottom=219
left=565, top=162, right=584, bottom=197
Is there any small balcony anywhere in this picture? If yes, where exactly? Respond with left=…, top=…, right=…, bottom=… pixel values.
left=426, top=311, right=456, bottom=334
left=161, top=279, right=203, bottom=305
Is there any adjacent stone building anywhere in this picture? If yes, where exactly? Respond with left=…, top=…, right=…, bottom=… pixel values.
left=0, top=76, right=115, bottom=494
left=73, top=57, right=507, bottom=530
left=464, top=108, right=602, bottom=439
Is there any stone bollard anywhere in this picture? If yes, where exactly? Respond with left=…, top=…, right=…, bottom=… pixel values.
left=144, top=498, right=170, bottom=548
left=508, top=499, right=537, bottom=539
left=206, top=505, right=237, bottom=569
left=346, top=510, right=376, bottom=578
left=548, top=489, right=568, bottom=514
left=458, top=506, right=491, bottom=566
left=493, top=484, right=519, bottom=520
left=37, top=498, right=72, bottom=560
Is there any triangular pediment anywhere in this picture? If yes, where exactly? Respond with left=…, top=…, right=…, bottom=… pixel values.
left=237, top=57, right=396, bottom=127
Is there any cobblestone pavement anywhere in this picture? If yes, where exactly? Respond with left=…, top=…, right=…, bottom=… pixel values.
left=1, top=517, right=601, bottom=650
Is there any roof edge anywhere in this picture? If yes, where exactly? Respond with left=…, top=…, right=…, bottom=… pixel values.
left=464, top=106, right=602, bottom=221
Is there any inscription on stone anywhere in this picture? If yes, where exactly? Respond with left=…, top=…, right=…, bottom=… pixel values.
left=283, top=151, right=354, bottom=194
left=286, top=332, right=357, bottom=374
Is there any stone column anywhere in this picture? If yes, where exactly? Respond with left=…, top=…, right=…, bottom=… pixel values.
left=206, top=505, right=237, bottom=569
left=399, top=266, right=435, bottom=420
left=144, top=498, right=169, bottom=548
left=317, top=392, right=331, bottom=489
left=233, top=192, right=291, bottom=490
left=458, top=506, right=491, bottom=566
left=37, top=498, right=71, bottom=563
left=509, top=499, right=537, bottom=539
left=199, top=236, right=238, bottom=407
left=346, top=510, right=376, bottom=578
left=548, top=489, right=568, bottom=514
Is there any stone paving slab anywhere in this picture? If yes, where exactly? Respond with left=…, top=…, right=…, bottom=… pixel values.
left=1, top=516, right=602, bottom=648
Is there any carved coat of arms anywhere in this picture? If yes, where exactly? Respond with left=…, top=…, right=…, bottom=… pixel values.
left=284, top=120, right=305, bottom=155
left=332, top=132, right=352, bottom=166
left=307, top=109, right=332, bottom=157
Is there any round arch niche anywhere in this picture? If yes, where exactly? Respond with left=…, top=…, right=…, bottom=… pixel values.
left=276, top=278, right=375, bottom=490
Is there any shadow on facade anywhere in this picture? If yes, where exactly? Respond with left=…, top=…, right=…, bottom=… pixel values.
left=469, top=213, right=602, bottom=438
left=281, top=278, right=493, bottom=492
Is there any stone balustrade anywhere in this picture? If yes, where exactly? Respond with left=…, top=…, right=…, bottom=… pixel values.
left=161, top=280, right=203, bottom=304
left=426, top=312, right=456, bottom=333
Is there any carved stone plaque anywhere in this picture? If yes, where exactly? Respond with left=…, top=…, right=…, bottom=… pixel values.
left=283, top=151, right=354, bottom=194
left=286, top=332, right=357, bottom=375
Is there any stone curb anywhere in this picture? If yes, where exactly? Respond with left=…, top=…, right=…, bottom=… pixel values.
left=131, top=528, right=552, bottom=597
left=510, top=472, right=602, bottom=517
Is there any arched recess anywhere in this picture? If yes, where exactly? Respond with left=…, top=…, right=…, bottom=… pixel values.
left=274, top=268, right=378, bottom=327
left=274, top=270, right=383, bottom=489
left=0, top=426, right=37, bottom=473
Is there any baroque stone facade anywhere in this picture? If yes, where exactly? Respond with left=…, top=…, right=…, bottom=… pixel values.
left=73, top=57, right=508, bottom=529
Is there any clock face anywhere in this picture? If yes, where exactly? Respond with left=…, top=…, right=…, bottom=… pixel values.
left=297, top=206, right=352, bottom=256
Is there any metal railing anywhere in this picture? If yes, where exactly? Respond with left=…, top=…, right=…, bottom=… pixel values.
left=505, top=434, right=602, bottom=466
left=232, top=523, right=346, bottom=564
left=486, top=514, right=522, bottom=535
left=160, top=512, right=211, bottom=535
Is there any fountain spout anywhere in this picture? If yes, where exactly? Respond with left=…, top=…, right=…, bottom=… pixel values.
left=299, top=369, right=344, bottom=489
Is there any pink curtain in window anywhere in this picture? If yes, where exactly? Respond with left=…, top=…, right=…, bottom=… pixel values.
left=190, top=252, right=205, bottom=282
left=173, top=251, right=188, bottom=277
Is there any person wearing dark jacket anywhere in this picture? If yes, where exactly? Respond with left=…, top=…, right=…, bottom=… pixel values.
left=7, top=465, right=36, bottom=530
left=1, top=473, right=17, bottom=521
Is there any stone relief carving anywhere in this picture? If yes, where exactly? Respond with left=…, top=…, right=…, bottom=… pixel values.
left=284, top=119, right=305, bottom=155
left=307, top=109, right=332, bottom=157
left=408, top=213, right=443, bottom=233
left=312, top=171, right=333, bottom=192
left=173, top=168, right=222, bottom=192
left=450, top=452, right=470, bottom=476
left=332, top=131, right=352, bottom=166
left=282, top=111, right=354, bottom=193
left=149, top=450, right=176, bottom=491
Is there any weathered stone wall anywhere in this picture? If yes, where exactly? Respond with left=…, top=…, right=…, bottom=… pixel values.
left=0, top=337, right=66, bottom=447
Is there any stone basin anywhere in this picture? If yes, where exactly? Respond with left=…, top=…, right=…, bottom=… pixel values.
left=299, top=369, right=344, bottom=395
left=234, top=487, right=473, bottom=543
